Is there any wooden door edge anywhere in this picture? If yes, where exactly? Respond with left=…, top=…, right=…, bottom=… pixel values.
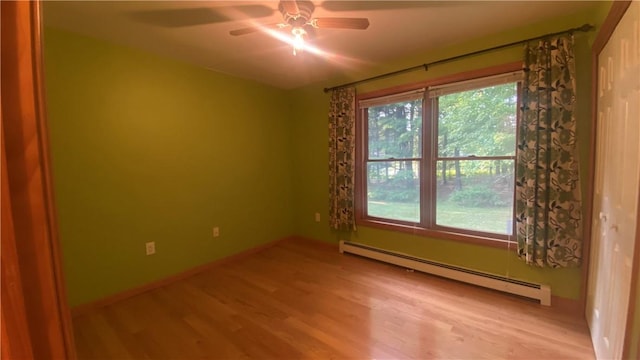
left=28, top=1, right=77, bottom=357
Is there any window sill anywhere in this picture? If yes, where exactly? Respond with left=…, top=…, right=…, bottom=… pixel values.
left=356, top=218, right=517, bottom=250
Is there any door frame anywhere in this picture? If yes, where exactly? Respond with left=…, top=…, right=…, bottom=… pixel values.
left=1, top=0, right=76, bottom=358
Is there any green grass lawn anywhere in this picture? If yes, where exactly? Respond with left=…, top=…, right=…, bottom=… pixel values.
left=368, top=200, right=513, bottom=235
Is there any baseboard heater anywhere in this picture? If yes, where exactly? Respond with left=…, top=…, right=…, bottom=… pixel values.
left=339, top=240, right=551, bottom=306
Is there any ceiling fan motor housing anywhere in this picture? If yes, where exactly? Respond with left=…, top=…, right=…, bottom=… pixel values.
left=279, top=0, right=315, bottom=26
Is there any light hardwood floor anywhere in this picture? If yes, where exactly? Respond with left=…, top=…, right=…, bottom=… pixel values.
left=73, top=238, right=595, bottom=359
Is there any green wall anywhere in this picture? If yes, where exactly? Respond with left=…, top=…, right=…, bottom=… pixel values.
left=44, top=28, right=294, bottom=307
left=289, top=7, right=603, bottom=300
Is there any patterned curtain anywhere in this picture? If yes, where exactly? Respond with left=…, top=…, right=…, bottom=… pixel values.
left=329, top=87, right=357, bottom=231
left=515, top=35, right=582, bottom=268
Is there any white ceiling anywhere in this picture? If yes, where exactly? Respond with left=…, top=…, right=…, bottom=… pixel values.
left=42, top=1, right=599, bottom=89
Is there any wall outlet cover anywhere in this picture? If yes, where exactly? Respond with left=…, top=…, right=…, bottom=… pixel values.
left=145, top=241, right=155, bottom=255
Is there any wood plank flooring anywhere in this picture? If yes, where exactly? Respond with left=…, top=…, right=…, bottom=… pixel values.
left=72, top=238, right=595, bottom=359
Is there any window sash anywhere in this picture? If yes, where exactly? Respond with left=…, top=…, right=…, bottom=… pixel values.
left=428, top=71, right=523, bottom=98
left=359, top=89, right=425, bottom=109
left=365, top=160, right=421, bottom=224
left=363, top=97, right=423, bottom=161
left=367, top=157, right=421, bottom=162
left=432, top=80, right=520, bottom=159
left=435, top=155, right=515, bottom=161
left=428, top=158, right=515, bottom=239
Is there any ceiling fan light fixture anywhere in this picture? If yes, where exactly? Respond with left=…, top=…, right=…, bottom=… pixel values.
left=291, top=26, right=306, bottom=56
left=229, top=0, right=370, bottom=56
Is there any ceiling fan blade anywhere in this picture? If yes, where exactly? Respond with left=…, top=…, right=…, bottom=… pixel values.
left=313, top=17, right=370, bottom=30
left=229, top=26, right=263, bottom=36
left=229, top=24, right=280, bottom=36
left=305, top=26, right=317, bottom=40
left=130, top=5, right=274, bottom=28
left=280, top=1, right=300, bottom=15
left=321, top=1, right=440, bottom=12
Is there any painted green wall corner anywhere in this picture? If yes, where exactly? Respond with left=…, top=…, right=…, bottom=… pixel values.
left=289, top=8, right=604, bottom=300
left=590, top=1, right=614, bottom=38
left=43, top=28, right=294, bottom=307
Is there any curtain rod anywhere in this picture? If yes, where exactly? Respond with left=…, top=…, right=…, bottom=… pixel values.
left=323, top=23, right=594, bottom=93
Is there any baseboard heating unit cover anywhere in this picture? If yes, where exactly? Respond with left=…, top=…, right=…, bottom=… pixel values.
left=339, top=240, right=551, bottom=306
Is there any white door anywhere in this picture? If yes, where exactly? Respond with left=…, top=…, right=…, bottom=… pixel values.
left=586, top=3, right=640, bottom=359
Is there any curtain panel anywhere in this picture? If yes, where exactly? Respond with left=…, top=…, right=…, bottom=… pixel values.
left=515, top=35, right=583, bottom=268
left=329, top=87, right=357, bottom=231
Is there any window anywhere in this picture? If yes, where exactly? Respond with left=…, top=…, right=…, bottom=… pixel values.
left=357, top=68, right=522, bottom=244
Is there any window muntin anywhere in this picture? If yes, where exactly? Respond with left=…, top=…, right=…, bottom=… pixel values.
left=358, top=70, right=521, bottom=242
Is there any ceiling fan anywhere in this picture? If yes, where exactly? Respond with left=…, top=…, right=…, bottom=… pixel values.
left=229, top=1, right=370, bottom=55
left=130, top=1, right=438, bottom=56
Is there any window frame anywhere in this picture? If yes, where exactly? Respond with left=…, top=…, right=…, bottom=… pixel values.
left=355, top=62, right=522, bottom=249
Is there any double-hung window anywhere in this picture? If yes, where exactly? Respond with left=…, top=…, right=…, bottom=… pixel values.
left=357, top=68, right=522, bottom=244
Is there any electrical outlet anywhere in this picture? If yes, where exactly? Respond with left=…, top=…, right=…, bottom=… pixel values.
left=213, top=227, right=220, bottom=238
left=145, top=241, right=155, bottom=255
left=315, top=212, right=321, bottom=222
